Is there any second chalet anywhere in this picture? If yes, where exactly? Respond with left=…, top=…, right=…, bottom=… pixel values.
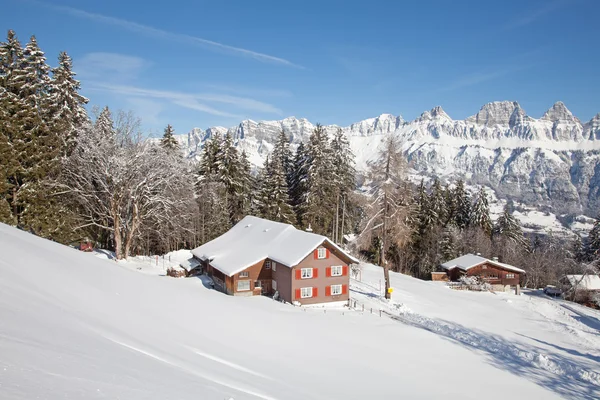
left=191, top=216, right=359, bottom=306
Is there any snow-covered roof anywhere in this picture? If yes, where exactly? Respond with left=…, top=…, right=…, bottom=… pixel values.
left=179, top=258, right=201, bottom=272
left=191, top=216, right=359, bottom=277
left=441, top=253, right=525, bottom=274
left=565, top=275, right=600, bottom=291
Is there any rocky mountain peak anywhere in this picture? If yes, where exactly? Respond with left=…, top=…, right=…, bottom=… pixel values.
left=541, top=101, right=578, bottom=123
left=417, top=106, right=451, bottom=122
left=467, top=101, right=522, bottom=126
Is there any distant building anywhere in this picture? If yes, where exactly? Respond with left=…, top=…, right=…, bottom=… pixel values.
left=563, top=275, right=600, bottom=292
left=436, top=253, right=524, bottom=291
left=191, top=216, right=358, bottom=305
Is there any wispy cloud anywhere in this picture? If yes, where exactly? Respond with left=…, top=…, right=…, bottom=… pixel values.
left=30, top=0, right=302, bottom=68
left=77, top=52, right=148, bottom=82
left=87, top=83, right=283, bottom=118
left=203, top=83, right=293, bottom=98
left=505, top=0, right=567, bottom=29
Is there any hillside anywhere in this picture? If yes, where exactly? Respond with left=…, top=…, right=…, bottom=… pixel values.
left=173, top=101, right=600, bottom=232
left=1, top=223, right=599, bottom=399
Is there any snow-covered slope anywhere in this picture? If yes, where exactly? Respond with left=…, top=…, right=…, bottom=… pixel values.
left=177, top=101, right=600, bottom=219
left=2, top=224, right=600, bottom=399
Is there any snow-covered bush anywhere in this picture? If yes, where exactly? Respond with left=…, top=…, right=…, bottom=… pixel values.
left=458, top=275, right=492, bottom=291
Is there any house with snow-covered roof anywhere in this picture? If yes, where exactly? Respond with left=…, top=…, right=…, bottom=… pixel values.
left=436, top=253, right=524, bottom=290
left=191, top=216, right=359, bottom=305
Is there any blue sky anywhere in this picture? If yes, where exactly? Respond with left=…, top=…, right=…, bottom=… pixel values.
left=3, top=0, right=599, bottom=135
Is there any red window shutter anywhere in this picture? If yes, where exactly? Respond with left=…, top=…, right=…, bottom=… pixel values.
left=314, top=249, right=318, bottom=259
left=326, top=267, right=331, bottom=277
left=326, top=249, right=330, bottom=258
left=325, top=286, right=331, bottom=296
left=313, top=268, right=318, bottom=278
left=295, top=269, right=301, bottom=280
left=313, top=288, right=318, bottom=298
left=295, top=289, right=301, bottom=299
left=342, top=265, right=348, bottom=276
left=342, top=284, right=347, bottom=295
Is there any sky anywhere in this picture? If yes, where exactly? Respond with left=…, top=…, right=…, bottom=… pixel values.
left=3, top=0, right=600, bottom=136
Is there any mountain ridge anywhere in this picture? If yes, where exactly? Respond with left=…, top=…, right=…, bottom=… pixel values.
left=172, top=100, right=600, bottom=218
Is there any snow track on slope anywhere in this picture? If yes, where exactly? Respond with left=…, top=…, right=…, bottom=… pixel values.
left=350, top=278, right=600, bottom=390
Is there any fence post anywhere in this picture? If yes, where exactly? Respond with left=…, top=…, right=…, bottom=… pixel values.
left=362, top=304, right=364, bottom=312
left=370, top=308, right=372, bottom=314
left=379, top=309, right=382, bottom=317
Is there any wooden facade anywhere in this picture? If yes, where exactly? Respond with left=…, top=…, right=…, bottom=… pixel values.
left=204, top=240, right=352, bottom=305
left=465, top=262, right=521, bottom=286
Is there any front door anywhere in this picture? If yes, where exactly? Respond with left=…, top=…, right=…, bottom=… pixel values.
left=260, top=280, right=271, bottom=295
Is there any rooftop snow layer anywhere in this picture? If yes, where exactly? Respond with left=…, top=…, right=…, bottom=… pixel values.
left=565, top=275, right=600, bottom=291
left=441, top=253, right=525, bottom=273
left=191, top=216, right=358, bottom=276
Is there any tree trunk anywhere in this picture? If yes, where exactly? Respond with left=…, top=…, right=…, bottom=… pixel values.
left=124, top=202, right=139, bottom=259
left=382, top=192, right=391, bottom=299
left=112, top=200, right=123, bottom=260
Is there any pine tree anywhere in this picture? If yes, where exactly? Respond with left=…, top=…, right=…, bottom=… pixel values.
left=21, top=35, right=51, bottom=111
left=197, top=131, right=222, bottom=178
left=0, top=30, right=25, bottom=94
left=453, top=180, right=471, bottom=229
left=289, top=141, right=309, bottom=224
left=48, top=51, right=88, bottom=153
left=94, top=106, right=114, bottom=138
left=428, top=178, right=447, bottom=225
left=161, top=124, right=179, bottom=151
left=443, top=183, right=456, bottom=226
left=303, top=124, right=335, bottom=232
left=257, top=155, right=294, bottom=223
left=493, top=204, right=527, bottom=247
left=441, top=225, right=459, bottom=261
left=471, top=187, right=493, bottom=236
left=587, top=215, right=600, bottom=260
left=272, top=130, right=292, bottom=179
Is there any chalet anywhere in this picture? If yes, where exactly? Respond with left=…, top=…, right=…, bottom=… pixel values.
left=563, top=275, right=600, bottom=292
left=191, top=216, right=359, bottom=305
left=437, top=253, right=525, bottom=291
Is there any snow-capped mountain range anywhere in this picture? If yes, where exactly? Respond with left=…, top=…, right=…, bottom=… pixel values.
left=173, top=101, right=600, bottom=231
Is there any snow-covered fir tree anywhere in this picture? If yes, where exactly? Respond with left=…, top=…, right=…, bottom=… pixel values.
left=428, top=178, right=447, bottom=225
left=453, top=180, right=471, bottom=229
left=493, top=204, right=527, bottom=247
left=471, top=187, right=492, bottom=236
left=303, top=124, right=335, bottom=232
left=94, top=106, right=114, bottom=138
left=256, top=155, right=294, bottom=223
left=21, top=35, right=51, bottom=111
left=289, top=141, right=309, bottom=224
left=272, top=130, right=293, bottom=179
left=161, top=124, right=179, bottom=151
left=587, top=215, right=600, bottom=261
left=48, top=51, right=88, bottom=153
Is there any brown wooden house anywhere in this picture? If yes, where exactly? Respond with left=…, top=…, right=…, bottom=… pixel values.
left=439, top=254, right=524, bottom=290
left=191, top=216, right=358, bottom=306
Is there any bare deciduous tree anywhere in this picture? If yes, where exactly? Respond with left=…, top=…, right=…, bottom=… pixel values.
left=57, top=118, right=195, bottom=259
left=358, top=134, right=412, bottom=299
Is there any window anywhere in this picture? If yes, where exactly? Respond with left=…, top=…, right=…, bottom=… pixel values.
left=482, top=265, right=487, bottom=269
left=237, top=280, right=250, bottom=291
left=265, top=261, right=271, bottom=269
left=255, top=281, right=262, bottom=288
left=301, top=268, right=313, bottom=279
left=317, top=247, right=327, bottom=259
left=506, top=273, right=515, bottom=279
left=239, top=271, right=249, bottom=278
left=272, top=262, right=276, bottom=271
left=272, top=280, right=277, bottom=291
left=331, top=266, right=343, bottom=276
left=301, top=287, right=313, bottom=298
left=330, top=284, right=342, bottom=296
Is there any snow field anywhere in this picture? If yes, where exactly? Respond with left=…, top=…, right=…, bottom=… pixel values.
left=1, top=224, right=599, bottom=399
